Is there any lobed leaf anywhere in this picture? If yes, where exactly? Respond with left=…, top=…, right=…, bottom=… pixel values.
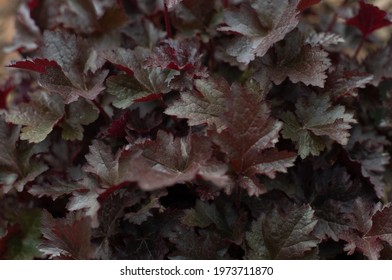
left=6, top=91, right=98, bottom=143
left=35, top=31, right=108, bottom=103
left=218, top=0, right=300, bottom=64
left=211, top=82, right=296, bottom=195
left=346, top=1, right=392, bottom=38
left=246, top=205, right=319, bottom=259
left=83, top=141, right=121, bottom=187
left=0, top=116, right=48, bottom=193
left=165, top=77, right=229, bottom=132
left=104, top=47, right=174, bottom=108
left=6, top=91, right=64, bottom=143
left=281, top=93, right=356, bottom=158
left=40, top=211, right=93, bottom=259
left=340, top=204, right=392, bottom=259
left=264, top=30, right=331, bottom=87
left=145, top=38, right=208, bottom=90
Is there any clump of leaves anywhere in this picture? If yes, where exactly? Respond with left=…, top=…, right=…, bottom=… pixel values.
left=1, top=0, right=392, bottom=260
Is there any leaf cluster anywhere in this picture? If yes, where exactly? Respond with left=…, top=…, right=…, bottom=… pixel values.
left=1, top=0, right=392, bottom=260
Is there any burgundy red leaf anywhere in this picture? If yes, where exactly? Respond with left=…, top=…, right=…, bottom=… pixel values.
left=7, top=59, right=59, bottom=74
left=346, top=1, right=392, bottom=38
left=297, top=0, right=321, bottom=11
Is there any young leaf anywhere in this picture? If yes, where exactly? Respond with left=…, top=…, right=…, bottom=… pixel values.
left=218, top=0, right=300, bottom=64
left=346, top=1, right=392, bottom=38
left=246, top=205, right=319, bottom=259
left=40, top=211, right=93, bottom=259
left=105, top=111, right=129, bottom=138
left=281, top=93, right=356, bottom=159
left=165, top=77, right=230, bottom=132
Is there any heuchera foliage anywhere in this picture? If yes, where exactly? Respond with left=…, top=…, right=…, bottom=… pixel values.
left=1, top=0, right=392, bottom=260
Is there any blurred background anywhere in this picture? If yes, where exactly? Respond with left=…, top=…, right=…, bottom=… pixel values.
left=0, top=0, right=19, bottom=83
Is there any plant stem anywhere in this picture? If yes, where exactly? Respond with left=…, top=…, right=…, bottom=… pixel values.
left=235, top=186, right=242, bottom=211
left=92, top=99, right=111, bottom=122
left=326, top=13, right=338, bottom=32
left=326, top=0, right=348, bottom=32
left=163, top=2, right=172, bottom=38
left=353, top=36, right=365, bottom=60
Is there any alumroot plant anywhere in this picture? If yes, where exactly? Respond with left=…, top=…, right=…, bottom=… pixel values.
left=1, top=0, right=392, bottom=260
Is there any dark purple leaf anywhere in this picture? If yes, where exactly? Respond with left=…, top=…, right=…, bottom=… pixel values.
left=281, top=93, right=356, bottom=158
left=40, top=211, right=93, bottom=259
left=218, top=1, right=300, bottom=64
left=103, top=47, right=174, bottom=108
left=211, top=82, right=296, bottom=196
left=297, top=0, right=321, bottom=11
left=0, top=116, right=48, bottom=193
left=165, top=77, right=230, bottom=132
left=146, top=38, right=208, bottom=90
left=246, top=204, right=319, bottom=259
